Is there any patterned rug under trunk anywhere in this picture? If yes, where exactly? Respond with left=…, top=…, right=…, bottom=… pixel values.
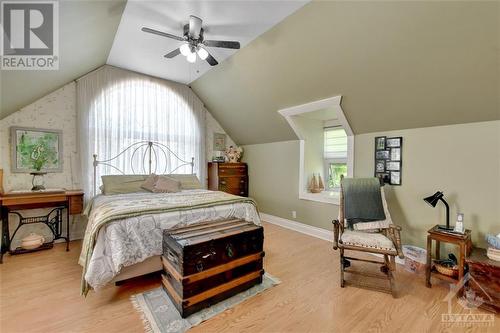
left=130, top=273, right=281, bottom=333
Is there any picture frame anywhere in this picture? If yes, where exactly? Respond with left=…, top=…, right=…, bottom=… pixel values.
left=374, top=136, right=403, bottom=185
left=375, top=160, right=385, bottom=172
left=390, top=147, right=401, bottom=161
left=386, top=161, right=400, bottom=171
left=376, top=173, right=390, bottom=184
left=11, top=127, right=63, bottom=173
left=390, top=171, right=401, bottom=185
left=375, top=136, right=386, bottom=150
left=213, top=132, right=226, bottom=151
left=376, top=150, right=390, bottom=160
left=386, top=137, right=402, bottom=148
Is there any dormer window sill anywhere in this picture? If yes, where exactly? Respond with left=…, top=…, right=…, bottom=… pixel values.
left=299, top=191, right=340, bottom=205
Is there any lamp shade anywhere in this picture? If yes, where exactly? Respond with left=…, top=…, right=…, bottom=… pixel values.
left=423, top=191, right=443, bottom=207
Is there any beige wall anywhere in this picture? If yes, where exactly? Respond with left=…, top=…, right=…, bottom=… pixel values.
left=243, top=121, right=499, bottom=249
left=354, top=120, right=500, bottom=248
left=242, top=140, right=338, bottom=230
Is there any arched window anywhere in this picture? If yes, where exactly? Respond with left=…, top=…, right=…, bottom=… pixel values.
left=77, top=66, right=206, bottom=195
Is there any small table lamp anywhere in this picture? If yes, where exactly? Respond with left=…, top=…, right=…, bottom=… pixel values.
left=423, top=191, right=452, bottom=230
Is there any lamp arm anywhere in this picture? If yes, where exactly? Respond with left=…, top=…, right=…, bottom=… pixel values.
left=439, top=197, right=450, bottom=229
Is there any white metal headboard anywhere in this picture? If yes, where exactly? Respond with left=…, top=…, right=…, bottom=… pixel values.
left=92, top=141, right=194, bottom=196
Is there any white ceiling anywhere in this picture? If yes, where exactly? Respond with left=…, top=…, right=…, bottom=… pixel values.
left=107, top=0, right=308, bottom=84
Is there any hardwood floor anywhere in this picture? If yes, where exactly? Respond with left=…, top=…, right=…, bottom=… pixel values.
left=1, top=222, right=497, bottom=333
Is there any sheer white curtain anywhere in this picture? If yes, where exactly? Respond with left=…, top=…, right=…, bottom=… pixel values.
left=77, top=65, right=206, bottom=196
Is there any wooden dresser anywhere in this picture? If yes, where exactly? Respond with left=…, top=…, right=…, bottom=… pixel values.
left=208, top=162, right=248, bottom=197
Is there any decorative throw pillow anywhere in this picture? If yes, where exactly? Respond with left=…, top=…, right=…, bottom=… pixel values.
left=140, top=174, right=159, bottom=192
left=151, top=176, right=181, bottom=193
left=168, top=174, right=203, bottom=190
left=101, top=175, right=149, bottom=195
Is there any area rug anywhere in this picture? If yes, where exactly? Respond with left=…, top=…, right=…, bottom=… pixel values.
left=130, top=273, right=281, bottom=333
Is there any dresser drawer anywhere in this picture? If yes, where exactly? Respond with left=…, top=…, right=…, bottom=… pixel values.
left=218, top=165, right=246, bottom=176
left=69, top=194, right=84, bottom=215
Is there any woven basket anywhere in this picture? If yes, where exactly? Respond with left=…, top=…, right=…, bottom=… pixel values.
left=434, top=262, right=458, bottom=277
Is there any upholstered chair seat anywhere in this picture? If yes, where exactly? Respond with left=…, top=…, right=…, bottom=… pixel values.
left=340, top=230, right=397, bottom=254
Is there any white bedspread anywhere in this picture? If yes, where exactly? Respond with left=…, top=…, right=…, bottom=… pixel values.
left=83, top=190, right=260, bottom=290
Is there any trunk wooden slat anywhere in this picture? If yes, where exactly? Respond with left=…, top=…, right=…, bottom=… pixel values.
left=161, top=219, right=264, bottom=317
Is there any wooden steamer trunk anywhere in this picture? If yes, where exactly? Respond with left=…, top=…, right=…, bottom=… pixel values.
left=161, top=219, right=264, bottom=317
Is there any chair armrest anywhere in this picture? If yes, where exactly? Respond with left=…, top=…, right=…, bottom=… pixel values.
left=332, top=219, right=343, bottom=250
left=388, top=224, right=404, bottom=259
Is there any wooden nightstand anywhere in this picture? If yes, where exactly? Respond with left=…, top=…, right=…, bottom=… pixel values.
left=0, top=190, right=84, bottom=263
left=425, top=225, right=472, bottom=287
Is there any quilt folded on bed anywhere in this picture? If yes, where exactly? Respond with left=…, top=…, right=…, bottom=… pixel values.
left=79, top=191, right=258, bottom=295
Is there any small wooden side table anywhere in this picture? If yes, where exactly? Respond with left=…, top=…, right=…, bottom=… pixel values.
left=426, top=225, right=472, bottom=287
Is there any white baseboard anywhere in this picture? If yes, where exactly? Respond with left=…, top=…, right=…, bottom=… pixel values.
left=260, top=213, right=407, bottom=265
left=260, top=213, right=333, bottom=242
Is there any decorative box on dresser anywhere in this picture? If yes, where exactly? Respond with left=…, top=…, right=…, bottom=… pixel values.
left=208, top=162, right=248, bottom=197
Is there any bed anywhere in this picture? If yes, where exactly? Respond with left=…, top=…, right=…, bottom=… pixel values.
left=79, top=142, right=260, bottom=295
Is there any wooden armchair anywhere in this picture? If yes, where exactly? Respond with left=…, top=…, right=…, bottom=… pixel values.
left=332, top=178, right=404, bottom=297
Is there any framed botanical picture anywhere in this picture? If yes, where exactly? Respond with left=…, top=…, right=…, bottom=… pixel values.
left=386, top=137, right=402, bottom=148
left=11, top=127, right=63, bottom=173
left=376, top=150, right=390, bottom=160
left=390, top=147, right=401, bottom=161
left=375, top=160, right=385, bottom=172
left=213, top=132, right=226, bottom=151
left=386, top=161, right=400, bottom=171
left=390, top=171, right=401, bottom=185
left=375, top=136, right=386, bottom=150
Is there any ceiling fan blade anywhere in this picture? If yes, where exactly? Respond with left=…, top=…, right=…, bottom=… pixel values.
left=189, top=15, right=202, bottom=39
left=164, top=48, right=181, bottom=58
left=205, top=53, right=218, bottom=66
left=203, top=40, right=240, bottom=49
left=141, top=27, right=184, bottom=41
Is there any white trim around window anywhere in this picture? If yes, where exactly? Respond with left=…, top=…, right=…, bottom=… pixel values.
left=278, top=95, right=354, bottom=206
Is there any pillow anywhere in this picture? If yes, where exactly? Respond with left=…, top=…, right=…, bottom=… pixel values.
left=141, top=174, right=159, bottom=192
left=151, top=176, right=181, bottom=193
left=168, top=174, right=203, bottom=190
left=101, top=175, right=148, bottom=195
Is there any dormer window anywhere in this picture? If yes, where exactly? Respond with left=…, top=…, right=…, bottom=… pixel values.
left=278, top=96, right=354, bottom=205
left=324, top=127, right=348, bottom=189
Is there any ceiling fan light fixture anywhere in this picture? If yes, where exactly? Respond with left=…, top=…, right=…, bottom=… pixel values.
left=179, top=43, right=191, bottom=56
left=186, top=52, right=197, bottom=63
left=197, top=47, right=208, bottom=60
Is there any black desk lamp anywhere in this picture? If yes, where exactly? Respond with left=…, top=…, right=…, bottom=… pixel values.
left=423, top=191, right=452, bottom=230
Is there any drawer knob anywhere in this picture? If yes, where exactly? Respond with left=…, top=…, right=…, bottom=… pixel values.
left=220, top=180, right=226, bottom=185
left=240, top=192, right=244, bottom=195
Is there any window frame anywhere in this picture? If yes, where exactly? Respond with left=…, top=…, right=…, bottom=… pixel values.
left=278, top=95, right=354, bottom=205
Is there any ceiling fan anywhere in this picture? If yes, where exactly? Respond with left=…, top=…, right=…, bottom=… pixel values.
left=141, top=15, right=241, bottom=66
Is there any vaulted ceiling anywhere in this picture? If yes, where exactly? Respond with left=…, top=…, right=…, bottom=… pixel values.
left=0, top=0, right=126, bottom=119
left=191, top=1, right=500, bottom=144
left=2, top=1, right=499, bottom=146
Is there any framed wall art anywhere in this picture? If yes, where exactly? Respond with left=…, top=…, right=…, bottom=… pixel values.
left=213, top=132, right=226, bottom=151
left=374, top=136, right=402, bottom=185
left=11, top=127, right=63, bottom=173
